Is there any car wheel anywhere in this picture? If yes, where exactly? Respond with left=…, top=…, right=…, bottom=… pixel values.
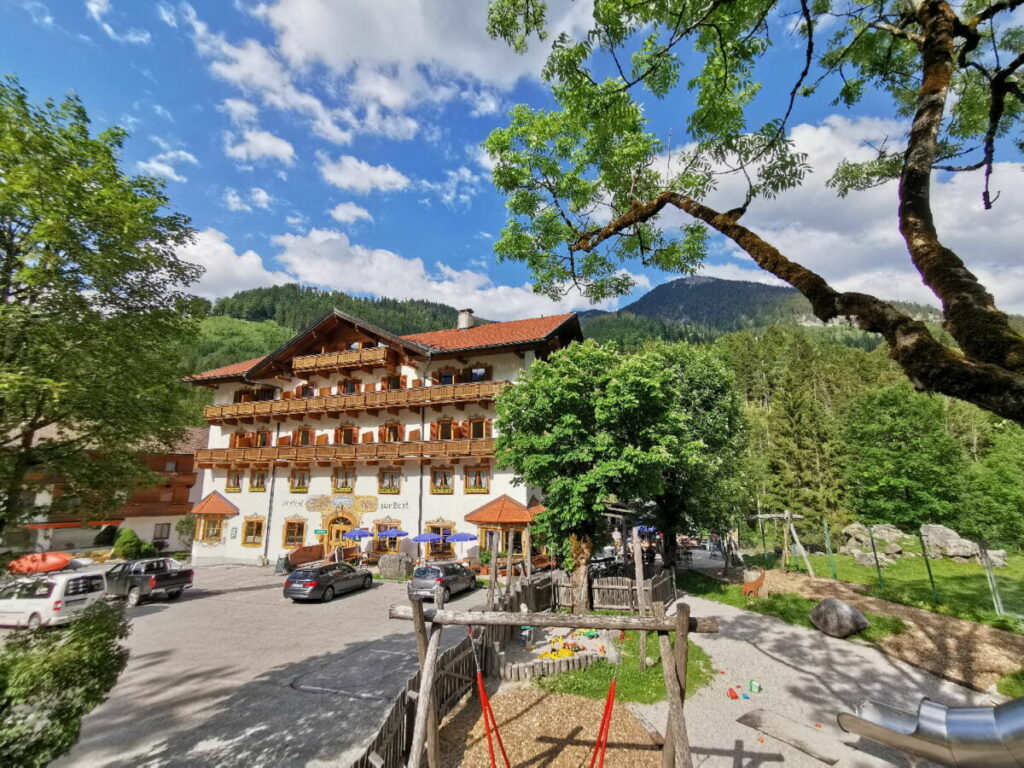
left=167, top=589, right=183, bottom=601
left=25, top=613, right=41, bottom=631
left=442, top=587, right=451, bottom=603
left=127, top=587, right=142, bottom=607
left=321, top=586, right=335, bottom=603
left=363, top=576, right=372, bottom=590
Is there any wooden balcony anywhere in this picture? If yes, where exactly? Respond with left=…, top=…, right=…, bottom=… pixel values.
left=195, top=439, right=496, bottom=467
left=204, top=381, right=509, bottom=425
left=291, top=346, right=395, bottom=374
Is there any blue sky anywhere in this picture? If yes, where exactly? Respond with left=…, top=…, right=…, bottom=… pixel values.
left=3, top=0, right=1022, bottom=318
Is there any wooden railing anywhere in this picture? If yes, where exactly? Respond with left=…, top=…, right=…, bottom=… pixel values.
left=204, top=381, right=508, bottom=424
left=195, top=438, right=495, bottom=465
left=291, top=346, right=393, bottom=374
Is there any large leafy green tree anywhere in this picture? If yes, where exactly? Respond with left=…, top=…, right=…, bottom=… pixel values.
left=0, top=602, right=130, bottom=767
left=963, top=421, right=1024, bottom=541
left=485, top=0, right=1024, bottom=422
left=495, top=340, right=689, bottom=610
left=0, top=77, right=201, bottom=530
left=642, top=341, right=745, bottom=562
left=844, top=384, right=965, bottom=528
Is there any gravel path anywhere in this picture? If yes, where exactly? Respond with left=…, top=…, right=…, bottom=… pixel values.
left=633, top=594, right=1002, bottom=767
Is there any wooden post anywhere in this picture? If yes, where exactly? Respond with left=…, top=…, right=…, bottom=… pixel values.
left=631, top=527, right=648, bottom=673
left=657, top=608, right=692, bottom=768
left=781, top=513, right=791, bottom=572
left=505, top=529, right=514, bottom=595
left=409, top=599, right=441, bottom=768
left=523, top=525, right=532, bottom=578
left=408, top=622, right=442, bottom=768
left=788, top=513, right=815, bottom=579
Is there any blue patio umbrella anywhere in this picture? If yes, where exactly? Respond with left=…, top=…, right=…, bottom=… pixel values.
left=343, top=528, right=373, bottom=540
left=378, top=528, right=408, bottom=538
left=445, top=532, right=477, bottom=542
left=411, top=532, right=442, bottom=543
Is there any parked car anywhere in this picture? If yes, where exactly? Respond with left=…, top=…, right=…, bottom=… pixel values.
left=407, top=563, right=478, bottom=601
left=106, top=558, right=194, bottom=606
left=0, top=570, right=107, bottom=629
left=284, top=562, right=372, bottom=602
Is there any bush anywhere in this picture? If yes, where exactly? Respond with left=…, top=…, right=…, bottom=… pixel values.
left=171, top=552, right=190, bottom=562
left=0, top=602, right=130, bottom=767
left=151, top=539, right=168, bottom=552
left=138, top=542, right=158, bottom=558
left=175, top=513, right=196, bottom=549
left=111, top=529, right=143, bottom=560
left=479, top=549, right=492, bottom=565
left=92, top=525, right=118, bottom=547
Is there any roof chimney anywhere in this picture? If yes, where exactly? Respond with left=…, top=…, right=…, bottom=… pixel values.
left=457, top=308, right=475, bottom=330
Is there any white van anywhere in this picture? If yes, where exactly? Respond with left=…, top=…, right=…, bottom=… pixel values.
left=0, top=571, right=107, bottom=629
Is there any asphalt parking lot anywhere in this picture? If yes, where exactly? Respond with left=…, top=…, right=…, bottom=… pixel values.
left=55, top=564, right=485, bottom=768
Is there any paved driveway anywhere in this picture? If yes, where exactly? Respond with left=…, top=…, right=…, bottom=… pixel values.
left=56, top=564, right=484, bottom=768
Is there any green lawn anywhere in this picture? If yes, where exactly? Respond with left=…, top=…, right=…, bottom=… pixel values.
left=537, top=629, right=715, bottom=704
left=743, top=550, right=1023, bottom=634
left=998, top=670, right=1024, bottom=698
left=677, top=569, right=906, bottom=643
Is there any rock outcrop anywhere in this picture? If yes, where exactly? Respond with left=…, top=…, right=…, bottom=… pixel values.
left=809, top=598, right=869, bottom=638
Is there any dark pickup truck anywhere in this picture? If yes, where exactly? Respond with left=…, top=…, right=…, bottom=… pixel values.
left=106, top=558, right=195, bottom=606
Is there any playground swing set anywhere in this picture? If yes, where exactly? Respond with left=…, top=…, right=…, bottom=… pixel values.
left=391, top=600, right=720, bottom=768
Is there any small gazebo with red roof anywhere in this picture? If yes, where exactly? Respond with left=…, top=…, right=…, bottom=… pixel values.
left=464, top=494, right=546, bottom=563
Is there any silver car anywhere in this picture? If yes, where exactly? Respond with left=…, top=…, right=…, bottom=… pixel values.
left=407, top=563, right=478, bottom=602
left=284, top=562, right=373, bottom=603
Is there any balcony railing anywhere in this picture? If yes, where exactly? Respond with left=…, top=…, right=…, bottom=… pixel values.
left=195, top=438, right=495, bottom=466
left=291, top=346, right=394, bottom=374
left=204, top=381, right=508, bottom=424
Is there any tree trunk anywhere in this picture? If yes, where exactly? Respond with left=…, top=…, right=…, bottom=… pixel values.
left=568, top=533, right=593, bottom=614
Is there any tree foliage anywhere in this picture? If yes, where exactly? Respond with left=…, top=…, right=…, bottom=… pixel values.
left=0, top=77, right=202, bottom=529
left=844, top=385, right=966, bottom=528
left=0, top=602, right=130, bottom=767
left=485, top=0, right=1024, bottom=422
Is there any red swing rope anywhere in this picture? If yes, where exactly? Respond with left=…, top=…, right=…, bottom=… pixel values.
left=469, top=627, right=511, bottom=768
left=588, top=630, right=625, bottom=768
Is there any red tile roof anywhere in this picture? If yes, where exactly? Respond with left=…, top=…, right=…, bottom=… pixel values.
left=464, top=495, right=544, bottom=525
left=191, top=492, right=240, bottom=517
left=184, top=356, right=266, bottom=382
left=402, top=314, right=576, bottom=352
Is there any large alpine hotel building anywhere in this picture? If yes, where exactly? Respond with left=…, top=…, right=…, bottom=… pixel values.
left=185, top=309, right=582, bottom=565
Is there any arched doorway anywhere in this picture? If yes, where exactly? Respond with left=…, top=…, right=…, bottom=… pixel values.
left=327, top=514, right=357, bottom=557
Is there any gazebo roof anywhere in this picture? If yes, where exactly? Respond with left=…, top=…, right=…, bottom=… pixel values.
left=191, top=491, right=240, bottom=517
left=464, top=495, right=545, bottom=525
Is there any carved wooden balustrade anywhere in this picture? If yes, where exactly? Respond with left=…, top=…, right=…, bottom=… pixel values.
left=291, top=346, right=394, bottom=374
left=204, top=381, right=508, bottom=424
left=195, top=438, right=496, bottom=467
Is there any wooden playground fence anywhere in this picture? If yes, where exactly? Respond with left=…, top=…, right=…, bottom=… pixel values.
left=350, top=572, right=556, bottom=768
left=553, top=569, right=676, bottom=611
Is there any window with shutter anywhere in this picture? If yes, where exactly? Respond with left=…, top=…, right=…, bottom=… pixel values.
left=362, top=431, right=375, bottom=443
left=438, top=421, right=453, bottom=440
left=400, top=375, right=408, bottom=389
left=408, top=428, right=421, bottom=441
left=256, top=431, right=272, bottom=447
left=249, top=469, right=267, bottom=491
left=332, top=467, right=356, bottom=492
left=289, top=468, right=309, bottom=492
left=484, top=419, right=493, bottom=438
left=226, top=471, right=242, bottom=492
left=377, top=425, right=386, bottom=443
left=470, top=420, right=485, bottom=439
left=465, top=466, right=489, bottom=493
left=378, top=469, right=401, bottom=494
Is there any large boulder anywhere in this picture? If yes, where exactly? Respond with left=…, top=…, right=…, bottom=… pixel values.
left=854, top=551, right=894, bottom=568
left=809, top=598, right=870, bottom=638
left=883, top=542, right=903, bottom=556
left=379, top=552, right=414, bottom=580
left=920, top=524, right=978, bottom=559
left=986, top=549, right=1008, bottom=568
left=842, top=523, right=870, bottom=545
left=871, top=524, right=907, bottom=543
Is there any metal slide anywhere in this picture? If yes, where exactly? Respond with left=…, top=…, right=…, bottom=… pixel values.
left=837, top=697, right=1024, bottom=767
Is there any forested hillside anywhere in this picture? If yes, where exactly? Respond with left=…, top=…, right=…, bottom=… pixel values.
left=209, top=284, right=460, bottom=335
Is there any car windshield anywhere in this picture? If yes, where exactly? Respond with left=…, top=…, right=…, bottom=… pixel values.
left=413, top=567, right=440, bottom=579
left=289, top=570, right=319, bottom=581
left=16, top=580, right=54, bottom=599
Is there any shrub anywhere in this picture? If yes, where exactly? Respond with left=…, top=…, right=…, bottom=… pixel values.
left=92, top=525, right=118, bottom=547
left=138, top=542, right=158, bottom=558
left=151, top=540, right=167, bottom=552
left=0, top=602, right=130, bottom=767
left=171, top=552, right=190, bottom=562
left=111, top=529, right=143, bottom=560
left=175, top=513, right=196, bottom=549
left=479, top=549, right=492, bottom=565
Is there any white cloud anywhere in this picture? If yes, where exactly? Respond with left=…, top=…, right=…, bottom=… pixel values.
left=420, top=166, right=482, bottom=208
left=136, top=149, right=198, bottom=182
left=224, top=189, right=250, bottom=212
left=462, top=88, right=502, bottom=117
left=16, top=1, right=54, bottom=28
left=318, top=154, right=410, bottom=194
left=218, top=98, right=259, bottom=125
left=466, top=144, right=496, bottom=174
left=156, top=2, right=176, bottom=27
left=85, top=0, right=151, bottom=43
left=179, top=228, right=290, bottom=298
left=181, top=4, right=351, bottom=144
left=224, top=187, right=272, bottom=212
left=329, top=202, right=373, bottom=224
left=224, top=129, right=295, bottom=165
left=152, top=104, right=173, bottom=121
left=250, top=187, right=272, bottom=209
left=660, top=115, right=1024, bottom=313
left=268, top=228, right=631, bottom=320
